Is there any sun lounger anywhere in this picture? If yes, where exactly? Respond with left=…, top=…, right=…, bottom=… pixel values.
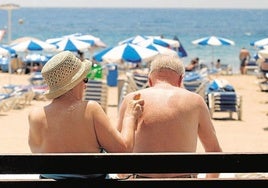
left=259, top=81, right=268, bottom=91
left=183, top=70, right=209, bottom=98
left=117, top=70, right=148, bottom=107
left=258, top=71, right=268, bottom=91
left=15, top=86, right=35, bottom=107
left=30, top=85, right=48, bottom=101
left=84, top=79, right=108, bottom=112
left=205, top=79, right=242, bottom=120
left=218, top=64, right=233, bottom=75
left=2, top=84, right=35, bottom=109
left=28, top=72, right=48, bottom=100
left=29, top=72, right=46, bottom=85
left=118, top=81, right=132, bottom=107
left=0, top=94, right=17, bottom=113
left=126, top=70, right=149, bottom=92
left=245, top=60, right=259, bottom=75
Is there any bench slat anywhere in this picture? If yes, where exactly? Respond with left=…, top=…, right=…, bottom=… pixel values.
left=0, top=153, right=268, bottom=174
left=0, top=178, right=268, bottom=188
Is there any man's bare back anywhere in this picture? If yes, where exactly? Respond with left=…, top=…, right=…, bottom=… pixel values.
left=132, top=85, right=201, bottom=153
left=118, top=54, right=222, bottom=178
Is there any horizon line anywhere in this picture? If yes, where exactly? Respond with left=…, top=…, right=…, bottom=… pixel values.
left=6, top=6, right=268, bottom=10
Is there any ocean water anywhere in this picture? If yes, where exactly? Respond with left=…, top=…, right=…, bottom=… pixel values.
left=1, top=8, right=268, bottom=73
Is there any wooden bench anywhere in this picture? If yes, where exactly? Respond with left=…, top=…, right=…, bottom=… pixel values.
left=0, top=153, right=267, bottom=188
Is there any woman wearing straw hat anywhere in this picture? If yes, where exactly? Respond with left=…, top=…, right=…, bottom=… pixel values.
left=28, top=51, right=144, bottom=180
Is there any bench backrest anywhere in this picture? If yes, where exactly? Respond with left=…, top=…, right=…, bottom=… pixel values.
left=0, top=153, right=267, bottom=187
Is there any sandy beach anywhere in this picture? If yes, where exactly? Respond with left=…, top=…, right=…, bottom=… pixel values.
left=0, top=72, right=268, bottom=153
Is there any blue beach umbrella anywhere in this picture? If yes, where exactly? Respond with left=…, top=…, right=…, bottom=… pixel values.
left=192, top=36, right=235, bottom=46
left=137, top=39, right=178, bottom=55
left=46, top=33, right=106, bottom=48
left=0, top=45, right=16, bottom=75
left=192, top=35, right=235, bottom=62
left=93, top=47, right=113, bottom=62
left=142, top=35, right=187, bottom=57
left=250, top=38, right=268, bottom=48
left=258, top=49, right=268, bottom=59
left=75, top=34, right=107, bottom=48
left=0, top=44, right=16, bottom=56
left=119, top=35, right=180, bottom=49
left=10, top=39, right=57, bottom=52
left=118, top=35, right=149, bottom=45
left=93, top=43, right=159, bottom=63
left=173, top=36, right=188, bottom=58
left=147, top=36, right=180, bottom=48
left=53, top=38, right=92, bottom=52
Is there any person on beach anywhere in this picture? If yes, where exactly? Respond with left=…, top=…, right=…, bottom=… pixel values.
left=77, top=50, right=85, bottom=61
left=239, top=47, right=251, bottom=74
left=215, top=59, right=221, bottom=69
left=259, top=58, right=268, bottom=80
left=10, top=54, right=24, bottom=74
left=185, top=57, right=199, bottom=71
left=117, top=54, right=222, bottom=179
left=28, top=51, right=144, bottom=180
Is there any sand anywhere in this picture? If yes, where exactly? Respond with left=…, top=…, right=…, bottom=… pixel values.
left=0, top=72, right=268, bottom=153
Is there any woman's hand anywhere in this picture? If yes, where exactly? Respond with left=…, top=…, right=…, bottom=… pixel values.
left=125, top=93, right=144, bottom=120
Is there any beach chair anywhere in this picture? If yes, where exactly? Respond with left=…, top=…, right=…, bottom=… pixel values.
left=0, top=93, right=16, bottom=113
left=125, top=70, right=149, bottom=93
left=29, top=72, right=46, bottom=85
left=216, top=64, right=233, bottom=75
left=14, top=85, right=35, bottom=107
left=118, top=81, right=132, bottom=107
left=245, top=60, right=259, bottom=75
left=205, top=79, right=242, bottom=120
left=118, top=70, right=148, bottom=108
left=2, top=84, right=35, bottom=109
left=83, top=79, right=108, bottom=112
left=28, top=72, right=48, bottom=101
left=183, top=70, right=209, bottom=98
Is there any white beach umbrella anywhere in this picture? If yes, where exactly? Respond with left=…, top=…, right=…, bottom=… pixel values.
left=261, top=45, right=268, bottom=50
left=45, top=33, right=82, bottom=44
left=75, top=34, right=107, bottom=48
left=93, top=43, right=159, bottom=64
left=119, top=35, right=180, bottom=48
left=250, top=38, right=268, bottom=48
left=0, top=45, right=16, bottom=56
left=118, top=35, right=149, bottom=45
left=192, top=36, right=235, bottom=46
left=53, top=38, right=92, bottom=52
left=192, top=35, right=235, bottom=62
left=137, top=39, right=178, bottom=55
left=10, top=38, right=57, bottom=52
left=148, top=36, right=180, bottom=48
left=46, top=33, right=106, bottom=48
left=258, top=49, right=268, bottom=59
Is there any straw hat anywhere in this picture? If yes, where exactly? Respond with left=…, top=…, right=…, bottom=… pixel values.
left=41, top=51, right=92, bottom=99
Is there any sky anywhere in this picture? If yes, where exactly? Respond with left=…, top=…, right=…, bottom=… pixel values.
left=0, top=0, right=268, bottom=9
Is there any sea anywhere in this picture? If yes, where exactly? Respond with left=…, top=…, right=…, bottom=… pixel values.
left=1, top=8, right=268, bottom=73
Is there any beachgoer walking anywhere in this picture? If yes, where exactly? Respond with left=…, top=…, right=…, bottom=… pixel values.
left=239, top=47, right=251, bottom=74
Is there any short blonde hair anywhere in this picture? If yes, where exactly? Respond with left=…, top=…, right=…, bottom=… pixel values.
left=149, top=54, right=185, bottom=75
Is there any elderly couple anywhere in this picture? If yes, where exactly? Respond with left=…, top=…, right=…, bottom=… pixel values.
left=28, top=51, right=222, bottom=180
